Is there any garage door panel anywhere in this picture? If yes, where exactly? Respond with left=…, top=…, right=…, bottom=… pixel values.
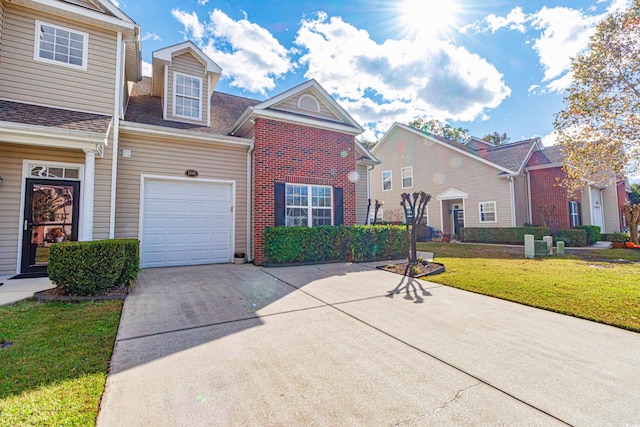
left=142, top=180, right=233, bottom=268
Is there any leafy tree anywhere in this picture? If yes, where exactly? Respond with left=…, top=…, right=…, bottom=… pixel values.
left=482, top=131, right=510, bottom=145
left=359, top=140, right=377, bottom=150
left=554, top=1, right=640, bottom=191
left=630, top=183, right=640, bottom=204
left=408, top=118, right=470, bottom=143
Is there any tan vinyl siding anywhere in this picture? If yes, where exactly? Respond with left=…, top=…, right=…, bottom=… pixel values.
left=93, top=139, right=113, bottom=239
left=0, top=5, right=117, bottom=115
left=581, top=187, right=592, bottom=225
left=601, top=185, right=620, bottom=233
left=124, top=41, right=137, bottom=83
left=355, top=164, right=369, bottom=225
left=165, top=52, right=208, bottom=125
left=272, top=88, right=345, bottom=123
left=115, top=133, right=248, bottom=253
left=0, top=143, right=85, bottom=275
left=513, top=175, right=529, bottom=226
left=0, top=1, right=5, bottom=56
left=370, top=128, right=513, bottom=232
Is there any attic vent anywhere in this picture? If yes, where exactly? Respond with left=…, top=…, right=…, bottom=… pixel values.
left=298, top=94, right=320, bottom=112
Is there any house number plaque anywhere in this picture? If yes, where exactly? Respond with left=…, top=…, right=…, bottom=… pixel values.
left=185, top=170, right=199, bottom=177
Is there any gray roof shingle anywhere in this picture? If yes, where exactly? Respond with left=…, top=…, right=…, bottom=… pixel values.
left=0, top=100, right=112, bottom=134
left=124, top=77, right=261, bottom=135
left=526, top=145, right=565, bottom=167
left=475, top=138, right=538, bottom=172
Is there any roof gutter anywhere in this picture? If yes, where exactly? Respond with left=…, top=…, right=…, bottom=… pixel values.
left=120, top=121, right=253, bottom=147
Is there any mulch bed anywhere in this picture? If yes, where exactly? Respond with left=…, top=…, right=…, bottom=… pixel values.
left=34, top=285, right=128, bottom=302
left=378, top=261, right=445, bottom=278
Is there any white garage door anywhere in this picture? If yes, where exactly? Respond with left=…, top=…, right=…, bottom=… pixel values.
left=142, top=179, right=233, bottom=268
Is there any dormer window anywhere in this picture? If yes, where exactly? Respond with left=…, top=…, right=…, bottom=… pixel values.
left=34, top=21, right=88, bottom=70
left=298, top=94, right=320, bottom=112
left=173, top=73, right=202, bottom=120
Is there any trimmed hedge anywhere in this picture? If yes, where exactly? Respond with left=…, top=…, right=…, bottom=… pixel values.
left=554, top=229, right=587, bottom=247
left=48, top=239, right=140, bottom=296
left=460, top=227, right=551, bottom=244
left=574, top=225, right=600, bottom=245
left=264, top=225, right=407, bottom=264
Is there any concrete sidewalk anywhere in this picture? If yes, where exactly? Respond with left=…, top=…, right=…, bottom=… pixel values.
left=0, top=275, right=55, bottom=306
left=98, top=263, right=640, bottom=426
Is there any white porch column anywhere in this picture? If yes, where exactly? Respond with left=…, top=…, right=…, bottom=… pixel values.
left=81, top=149, right=96, bottom=241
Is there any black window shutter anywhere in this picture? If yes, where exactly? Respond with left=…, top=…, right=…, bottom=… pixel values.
left=274, top=183, right=286, bottom=226
left=577, top=202, right=582, bottom=226
left=334, top=187, right=344, bottom=225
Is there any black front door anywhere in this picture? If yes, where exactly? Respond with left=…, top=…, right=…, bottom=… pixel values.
left=454, top=209, right=464, bottom=236
left=21, top=179, right=80, bottom=274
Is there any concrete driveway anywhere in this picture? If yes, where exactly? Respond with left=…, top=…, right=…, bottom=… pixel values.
left=97, top=263, right=640, bottom=426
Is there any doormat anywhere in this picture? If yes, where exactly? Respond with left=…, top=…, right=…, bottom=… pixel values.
left=10, top=272, right=49, bottom=280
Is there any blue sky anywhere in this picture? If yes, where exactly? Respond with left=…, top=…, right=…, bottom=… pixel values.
left=115, top=0, right=630, bottom=145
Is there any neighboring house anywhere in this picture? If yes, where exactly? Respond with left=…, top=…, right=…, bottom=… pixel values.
left=370, top=123, right=625, bottom=236
left=0, top=0, right=376, bottom=276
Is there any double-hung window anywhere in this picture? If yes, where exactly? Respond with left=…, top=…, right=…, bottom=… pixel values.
left=35, top=21, right=88, bottom=70
left=569, top=201, right=581, bottom=227
left=174, top=73, right=202, bottom=120
left=382, top=170, right=392, bottom=191
left=479, top=201, right=497, bottom=223
left=401, top=167, right=413, bottom=189
left=286, top=184, right=332, bottom=227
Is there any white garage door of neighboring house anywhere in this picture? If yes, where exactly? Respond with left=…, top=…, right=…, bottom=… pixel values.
left=141, top=179, right=234, bottom=268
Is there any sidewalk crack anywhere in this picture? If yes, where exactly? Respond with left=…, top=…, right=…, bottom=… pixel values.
left=394, top=383, right=481, bottom=426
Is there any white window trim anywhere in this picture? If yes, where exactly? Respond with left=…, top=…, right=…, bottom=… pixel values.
left=382, top=170, right=392, bottom=192
left=285, top=183, right=333, bottom=227
left=401, top=166, right=413, bottom=189
left=173, top=72, right=203, bottom=121
left=569, top=201, right=580, bottom=227
left=34, top=20, right=89, bottom=71
left=479, top=201, right=497, bottom=223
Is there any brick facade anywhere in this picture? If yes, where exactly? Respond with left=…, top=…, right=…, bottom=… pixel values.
left=252, top=118, right=357, bottom=264
left=529, top=166, right=580, bottom=230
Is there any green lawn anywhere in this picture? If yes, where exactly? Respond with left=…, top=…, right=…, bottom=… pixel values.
left=417, top=242, right=640, bottom=332
left=0, top=300, right=122, bottom=426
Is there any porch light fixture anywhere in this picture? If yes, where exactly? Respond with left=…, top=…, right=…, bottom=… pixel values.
left=0, top=176, right=3, bottom=184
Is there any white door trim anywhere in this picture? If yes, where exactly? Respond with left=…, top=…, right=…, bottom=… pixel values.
left=18, top=160, right=85, bottom=273
left=138, top=174, right=236, bottom=265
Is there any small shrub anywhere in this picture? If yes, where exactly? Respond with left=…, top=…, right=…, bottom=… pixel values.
left=607, top=232, right=630, bottom=243
left=264, top=225, right=407, bottom=264
left=554, top=229, right=587, bottom=247
left=460, top=227, right=551, bottom=244
left=48, top=239, right=140, bottom=296
left=574, top=225, right=601, bottom=245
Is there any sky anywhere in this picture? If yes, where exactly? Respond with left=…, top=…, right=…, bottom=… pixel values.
left=114, top=0, right=631, bottom=147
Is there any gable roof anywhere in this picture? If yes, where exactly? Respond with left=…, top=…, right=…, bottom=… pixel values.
left=526, top=145, right=565, bottom=168
left=231, top=80, right=363, bottom=137
left=124, top=77, right=260, bottom=135
left=476, top=138, right=541, bottom=173
left=375, top=123, right=542, bottom=175
left=355, top=140, right=380, bottom=165
left=153, top=41, right=222, bottom=74
left=464, top=136, right=494, bottom=150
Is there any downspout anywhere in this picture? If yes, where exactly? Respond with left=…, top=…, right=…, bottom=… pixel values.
left=600, top=188, right=606, bottom=233
left=587, top=185, right=593, bottom=225
left=366, top=165, right=372, bottom=224
left=526, top=170, right=532, bottom=224
left=246, top=142, right=254, bottom=262
left=109, top=31, right=123, bottom=239
left=509, top=175, right=516, bottom=227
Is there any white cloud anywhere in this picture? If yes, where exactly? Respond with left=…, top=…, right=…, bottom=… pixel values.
left=141, top=60, right=152, bottom=77
left=169, top=9, right=292, bottom=94
left=530, top=7, right=598, bottom=86
left=294, top=12, right=511, bottom=133
left=141, top=32, right=161, bottom=42
left=171, top=9, right=205, bottom=41
left=541, top=131, right=558, bottom=147
left=486, top=7, right=528, bottom=33
left=202, top=9, right=292, bottom=94
left=197, top=0, right=209, bottom=5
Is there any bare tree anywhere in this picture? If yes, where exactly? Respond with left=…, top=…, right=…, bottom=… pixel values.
left=622, top=203, right=640, bottom=245
left=401, top=192, right=431, bottom=264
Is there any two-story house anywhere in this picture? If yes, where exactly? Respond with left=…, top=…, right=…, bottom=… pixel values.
left=0, top=0, right=377, bottom=277
left=370, top=123, right=627, bottom=236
